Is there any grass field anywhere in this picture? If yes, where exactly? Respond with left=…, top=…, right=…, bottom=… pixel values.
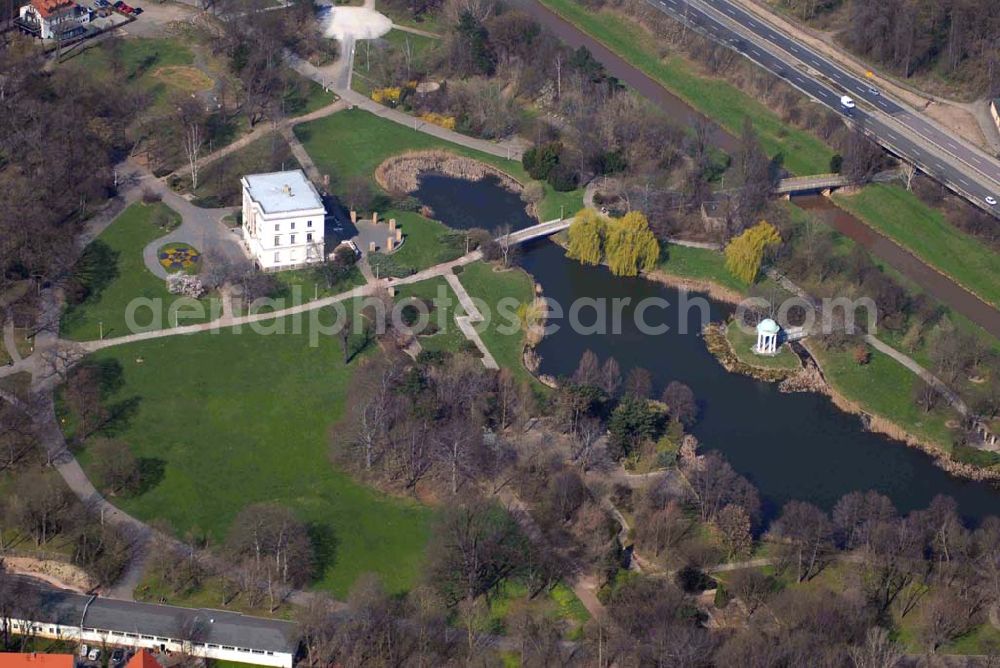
left=725, top=323, right=800, bottom=370
left=832, top=184, right=1000, bottom=309
left=459, top=262, right=537, bottom=384
left=70, top=38, right=199, bottom=109
left=285, top=71, right=338, bottom=117
left=388, top=211, right=464, bottom=273
left=655, top=242, right=747, bottom=295
left=61, top=203, right=215, bottom=342
left=809, top=341, right=957, bottom=452
left=74, top=318, right=432, bottom=597
left=294, top=108, right=582, bottom=223
left=487, top=579, right=591, bottom=640
left=537, top=0, right=835, bottom=176
left=395, top=277, right=466, bottom=354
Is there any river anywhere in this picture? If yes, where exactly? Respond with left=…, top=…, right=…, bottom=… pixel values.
left=414, top=173, right=1000, bottom=524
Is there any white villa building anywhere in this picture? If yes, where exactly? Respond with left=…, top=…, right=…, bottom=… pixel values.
left=241, top=170, right=326, bottom=271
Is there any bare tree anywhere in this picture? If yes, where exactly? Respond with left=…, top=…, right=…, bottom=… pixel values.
left=496, top=223, right=517, bottom=268
left=89, top=438, right=141, bottom=496
left=662, top=380, right=697, bottom=425
left=900, top=162, right=918, bottom=191
left=225, top=502, right=314, bottom=611
left=849, top=627, right=902, bottom=668
left=769, top=501, right=834, bottom=582
left=730, top=569, right=776, bottom=617
left=183, top=119, right=204, bottom=192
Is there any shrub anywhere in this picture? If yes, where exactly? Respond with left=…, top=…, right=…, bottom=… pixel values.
left=547, top=163, right=579, bottom=192
left=853, top=344, right=871, bottom=365
left=142, top=187, right=163, bottom=203
left=165, top=274, right=205, bottom=298
left=521, top=181, right=544, bottom=204
left=522, top=141, right=562, bottom=180
left=675, top=565, right=715, bottom=593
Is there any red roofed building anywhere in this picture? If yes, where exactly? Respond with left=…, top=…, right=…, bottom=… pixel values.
left=125, top=649, right=162, bottom=668
left=17, top=0, right=86, bottom=40
left=0, top=653, right=75, bottom=668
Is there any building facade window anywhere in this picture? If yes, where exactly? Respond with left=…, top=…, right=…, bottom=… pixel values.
left=306, top=233, right=313, bottom=242
left=274, top=224, right=279, bottom=231
left=290, top=234, right=296, bottom=244
left=274, top=252, right=280, bottom=263
left=291, top=222, right=296, bottom=230
left=307, top=220, right=313, bottom=227
left=274, top=236, right=280, bottom=246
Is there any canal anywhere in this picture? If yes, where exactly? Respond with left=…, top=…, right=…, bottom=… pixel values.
left=416, top=172, right=1000, bottom=524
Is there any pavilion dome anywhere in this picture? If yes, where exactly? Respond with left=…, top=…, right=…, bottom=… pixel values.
left=757, top=318, right=780, bottom=335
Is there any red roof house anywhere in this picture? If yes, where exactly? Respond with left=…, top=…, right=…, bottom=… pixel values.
left=125, top=649, right=163, bottom=668
left=0, top=654, right=75, bottom=668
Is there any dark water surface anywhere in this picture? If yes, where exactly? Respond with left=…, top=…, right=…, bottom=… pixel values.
left=414, top=173, right=536, bottom=233
left=417, top=174, right=1000, bottom=523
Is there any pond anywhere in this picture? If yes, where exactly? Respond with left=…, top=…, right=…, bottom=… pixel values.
left=413, top=172, right=536, bottom=233
left=416, top=173, right=1000, bottom=523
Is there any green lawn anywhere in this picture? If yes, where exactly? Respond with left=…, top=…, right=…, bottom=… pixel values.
left=832, top=184, right=1000, bottom=308
left=537, top=0, right=835, bottom=175
left=656, top=242, right=747, bottom=295
left=487, top=579, right=590, bottom=640
left=60, top=203, right=215, bottom=342
left=389, top=211, right=464, bottom=273
left=809, top=341, right=958, bottom=452
left=725, top=323, right=800, bottom=370
left=73, top=317, right=432, bottom=597
left=294, top=108, right=582, bottom=223
left=458, top=262, right=537, bottom=384
left=285, top=71, right=338, bottom=117
left=271, top=265, right=366, bottom=304
left=395, top=277, right=466, bottom=354
left=70, top=37, right=199, bottom=110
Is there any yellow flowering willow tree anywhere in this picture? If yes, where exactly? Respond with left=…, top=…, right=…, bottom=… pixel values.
left=724, top=220, right=781, bottom=284
left=605, top=211, right=660, bottom=277
left=566, top=209, right=606, bottom=265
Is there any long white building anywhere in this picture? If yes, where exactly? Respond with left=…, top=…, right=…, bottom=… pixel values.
left=8, top=585, right=298, bottom=668
left=241, top=170, right=326, bottom=271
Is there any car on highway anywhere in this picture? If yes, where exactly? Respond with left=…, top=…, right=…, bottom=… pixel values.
left=839, top=95, right=856, bottom=110
left=986, top=196, right=998, bottom=206
left=867, top=86, right=879, bottom=96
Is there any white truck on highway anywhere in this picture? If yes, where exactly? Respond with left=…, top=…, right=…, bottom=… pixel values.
left=840, top=95, right=856, bottom=110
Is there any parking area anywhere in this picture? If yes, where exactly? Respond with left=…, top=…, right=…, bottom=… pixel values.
left=76, top=643, right=133, bottom=668
left=112, top=1, right=201, bottom=38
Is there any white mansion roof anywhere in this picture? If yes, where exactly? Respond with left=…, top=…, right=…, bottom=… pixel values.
left=243, top=170, right=324, bottom=215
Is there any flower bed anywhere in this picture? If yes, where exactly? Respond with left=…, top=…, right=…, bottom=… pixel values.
left=157, top=242, right=201, bottom=274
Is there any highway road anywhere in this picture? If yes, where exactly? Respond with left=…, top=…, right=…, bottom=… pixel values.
left=644, top=0, right=1000, bottom=217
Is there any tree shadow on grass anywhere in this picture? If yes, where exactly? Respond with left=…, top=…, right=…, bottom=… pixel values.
left=307, top=522, right=338, bottom=582
left=136, top=457, right=167, bottom=496
left=69, top=240, right=120, bottom=306
left=99, top=395, right=142, bottom=437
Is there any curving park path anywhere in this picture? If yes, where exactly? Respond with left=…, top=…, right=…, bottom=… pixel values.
left=135, top=170, right=243, bottom=279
